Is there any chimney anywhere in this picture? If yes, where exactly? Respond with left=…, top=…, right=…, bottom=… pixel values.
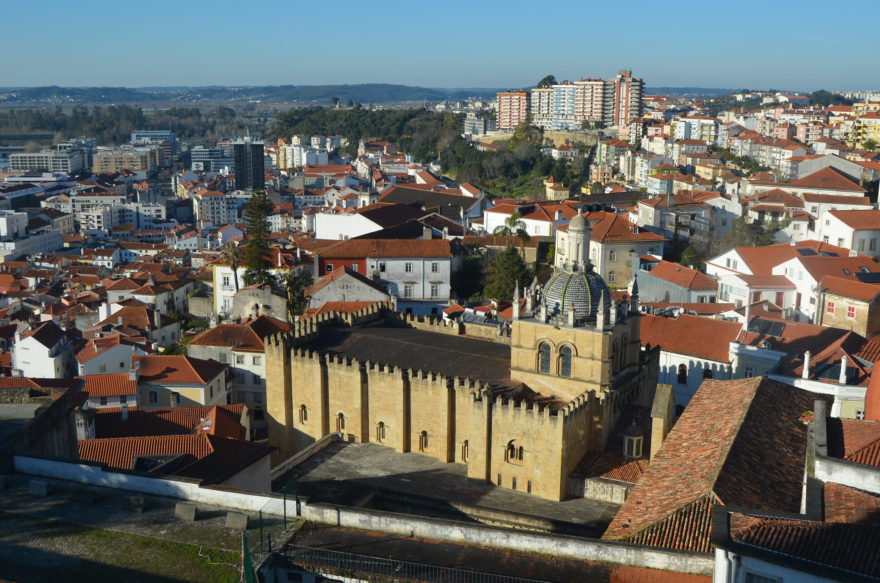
left=839, top=355, right=848, bottom=385
left=802, top=351, right=811, bottom=379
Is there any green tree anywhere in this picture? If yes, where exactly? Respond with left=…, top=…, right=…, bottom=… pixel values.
left=863, top=139, right=878, bottom=151
left=536, top=75, right=557, bottom=88
left=221, top=242, right=243, bottom=292
left=483, top=246, right=532, bottom=301
left=242, top=190, right=275, bottom=286
left=714, top=217, right=776, bottom=253
left=492, top=210, right=531, bottom=247
left=284, top=267, right=314, bottom=320
left=451, top=253, right=485, bottom=300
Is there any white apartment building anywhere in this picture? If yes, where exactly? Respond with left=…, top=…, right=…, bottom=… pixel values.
left=9, top=149, right=85, bottom=173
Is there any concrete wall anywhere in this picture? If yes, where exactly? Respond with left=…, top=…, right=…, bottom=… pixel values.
left=583, top=477, right=632, bottom=504
left=12, top=452, right=712, bottom=575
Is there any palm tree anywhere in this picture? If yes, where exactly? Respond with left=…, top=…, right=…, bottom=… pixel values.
left=221, top=242, right=242, bottom=293
left=493, top=210, right=531, bottom=248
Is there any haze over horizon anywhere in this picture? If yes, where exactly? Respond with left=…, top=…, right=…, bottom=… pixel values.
left=2, top=0, right=878, bottom=92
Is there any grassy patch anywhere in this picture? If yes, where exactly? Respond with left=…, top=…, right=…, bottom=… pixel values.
left=0, top=512, right=242, bottom=583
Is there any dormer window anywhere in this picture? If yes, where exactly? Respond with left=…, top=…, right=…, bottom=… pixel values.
left=623, top=424, right=644, bottom=459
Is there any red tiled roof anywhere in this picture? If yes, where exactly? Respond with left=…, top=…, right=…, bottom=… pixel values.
left=640, top=314, right=741, bottom=362
left=77, top=433, right=271, bottom=484
left=720, top=241, right=848, bottom=275
left=78, top=373, right=137, bottom=397
left=318, top=238, right=453, bottom=259
left=94, top=404, right=247, bottom=440
left=824, top=482, right=880, bottom=525
left=189, top=315, right=290, bottom=352
left=603, top=378, right=816, bottom=553
left=828, top=209, right=880, bottom=230
left=646, top=261, right=716, bottom=290
left=801, top=192, right=873, bottom=205
left=136, top=355, right=227, bottom=386
left=820, top=275, right=880, bottom=302
left=727, top=511, right=880, bottom=579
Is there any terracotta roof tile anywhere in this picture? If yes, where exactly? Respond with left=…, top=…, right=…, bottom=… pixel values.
left=828, top=209, right=880, bottom=230
left=820, top=275, right=880, bottom=302
left=94, top=404, right=247, bottom=439
left=640, top=313, right=742, bottom=362
left=603, top=378, right=816, bottom=552
left=646, top=261, right=717, bottom=290
left=78, top=373, right=137, bottom=397
left=789, top=167, right=866, bottom=192
left=318, top=238, right=454, bottom=259
left=135, top=355, right=226, bottom=385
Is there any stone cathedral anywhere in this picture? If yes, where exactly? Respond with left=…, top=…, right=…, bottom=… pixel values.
left=266, top=214, right=659, bottom=501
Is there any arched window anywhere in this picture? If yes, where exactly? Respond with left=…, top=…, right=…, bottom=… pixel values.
left=419, top=431, right=429, bottom=451
left=376, top=421, right=386, bottom=442
left=703, top=368, right=714, bottom=379
left=506, top=441, right=516, bottom=461
left=512, top=477, right=517, bottom=490
left=299, top=405, right=308, bottom=423
left=518, top=446, right=525, bottom=460
left=559, top=346, right=572, bottom=377
left=538, top=343, right=551, bottom=374
left=677, top=364, right=688, bottom=385
left=461, top=440, right=469, bottom=462
left=336, top=412, right=345, bottom=432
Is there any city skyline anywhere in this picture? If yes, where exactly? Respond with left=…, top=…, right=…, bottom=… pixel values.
left=3, top=0, right=879, bottom=91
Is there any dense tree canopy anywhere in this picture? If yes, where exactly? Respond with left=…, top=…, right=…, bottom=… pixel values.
left=483, top=246, right=532, bottom=301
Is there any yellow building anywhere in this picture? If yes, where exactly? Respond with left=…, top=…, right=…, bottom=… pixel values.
left=266, top=217, right=659, bottom=501
left=851, top=113, right=880, bottom=148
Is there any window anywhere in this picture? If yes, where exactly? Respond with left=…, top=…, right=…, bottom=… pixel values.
left=222, top=276, right=230, bottom=288
left=624, top=434, right=643, bottom=458
left=497, top=473, right=502, bottom=485
left=252, top=356, right=262, bottom=365
left=871, top=239, right=877, bottom=251
left=559, top=346, right=572, bottom=377
left=351, top=263, right=358, bottom=272
left=172, top=392, right=181, bottom=405
left=379, top=262, right=386, bottom=272
left=703, top=368, right=714, bottom=379
left=512, top=477, right=517, bottom=490
left=859, top=240, right=865, bottom=251
left=538, top=343, right=551, bottom=374
left=336, top=412, right=345, bottom=432
left=838, top=238, right=845, bottom=247
left=609, top=250, right=618, bottom=262
left=376, top=421, right=386, bottom=442
left=827, top=301, right=835, bottom=314
left=507, top=442, right=516, bottom=461
left=326, top=264, right=333, bottom=272
left=856, top=410, right=866, bottom=420
left=299, top=405, right=308, bottom=423
left=236, top=355, right=245, bottom=365
left=209, top=385, right=214, bottom=398
left=431, top=262, right=439, bottom=273
left=744, top=366, right=755, bottom=378
left=120, top=395, right=127, bottom=404
left=419, top=431, right=429, bottom=451
left=119, top=361, right=125, bottom=368
left=219, top=353, right=227, bottom=363
left=99, top=396, right=108, bottom=406
left=847, top=305, right=856, bottom=319
left=461, top=440, right=469, bottom=462
left=148, top=391, right=158, bottom=404
left=677, top=364, right=688, bottom=385
left=405, top=262, right=413, bottom=273
left=99, top=364, right=107, bottom=373
left=430, top=284, right=439, bottom=298
left=518, top=446, right=524, bottom=460
left=404, top=284, right=413, bottom=298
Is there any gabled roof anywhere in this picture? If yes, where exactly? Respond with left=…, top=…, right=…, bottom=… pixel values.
left=318, top=238, right=454, bottom=259
left=135, top=355, right=227, bottom=386
left=716, top=241, right=848, bottom=275
left=820, top=275, right=880, bottom=302
left=22, top=321, right=66, bottom=349
left=587, top=212, right=667, bottom=243
left=801, top=192, right=873, bottom=206
left=77, top=433, right=272, bottom=484
left=639, top=313, right=741, bottom=362
left=305, top=266, right=389, bottom=297
left=603, top=378, right=817, bottom=553
left=94, top=403, right=247, bottom=440
left=788, top=167, right=866, bottom=193
left=828, top=209, right=880, bottom=230
left=646, top=261, right=716, bottom=290
left=188, top=315, right=291, bottom=352
left=78, top=373, right=137, bottom=397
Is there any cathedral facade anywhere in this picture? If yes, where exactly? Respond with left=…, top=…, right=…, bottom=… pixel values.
left=266, top=215, right=658, bottom=501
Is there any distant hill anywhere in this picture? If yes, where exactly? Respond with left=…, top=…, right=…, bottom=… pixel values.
left=0, top=84, right=501, bottom=105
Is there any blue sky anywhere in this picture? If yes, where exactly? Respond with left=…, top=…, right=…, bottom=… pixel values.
left=2, top=0, right=878, bottom=91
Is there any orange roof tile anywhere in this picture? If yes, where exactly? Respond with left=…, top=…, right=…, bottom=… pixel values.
left=136, top=355, right=227, bottom=386
left=788, top=167, right=866, bottom=192
left=78, top=373, right=137, bottom=397
left=646, top=261, right=716, bottom=290
left=639, top=313, right=741, bottom=362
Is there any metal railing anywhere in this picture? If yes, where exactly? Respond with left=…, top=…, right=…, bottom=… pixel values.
left=277, top=544, right=551, bottom=583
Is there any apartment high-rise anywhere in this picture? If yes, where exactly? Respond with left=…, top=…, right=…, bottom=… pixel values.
left=496, top=91, right=530, bottom=130
left=232, top=137, right=265, bottom=191
left=605, top=70, right=644, bottom=126
left=574, top=78, right=606, bottom=125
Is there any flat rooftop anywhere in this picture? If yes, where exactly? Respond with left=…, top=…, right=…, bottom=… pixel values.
left=275, top=441, right=618, bottom=536
left=304, top=323, right=511, bottom=382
